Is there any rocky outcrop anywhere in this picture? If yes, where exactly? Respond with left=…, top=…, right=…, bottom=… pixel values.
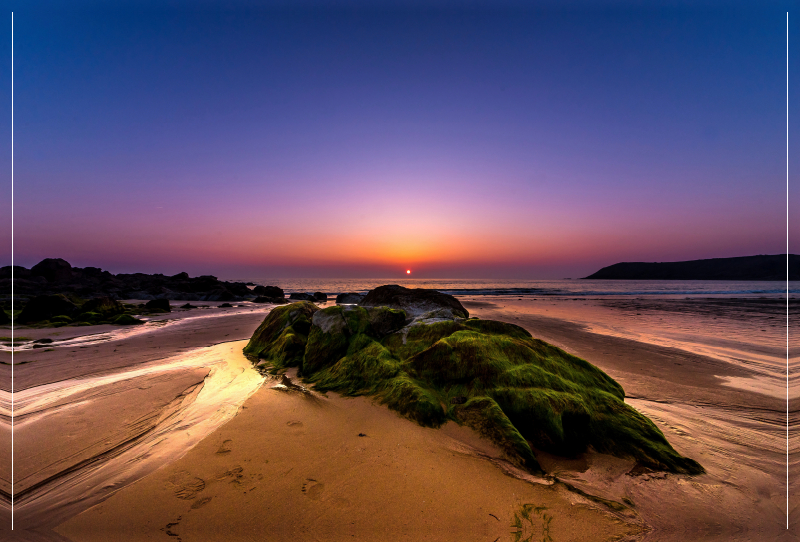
left=335, top=292, right=365, bottom=304
left=359, top=285, right=468, bottom=318
left=313, top=292, right=327, bottom=302
left=1, top=259, right=258, bottom=302
left=244, top=296, right=704, bottom=476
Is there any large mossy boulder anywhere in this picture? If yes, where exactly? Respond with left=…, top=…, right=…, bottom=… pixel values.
left=360, top=284, right=469, bottom=318
left=18, top=294, right=78, bottom=324
left=245, top=298, right=703, bottom=476
left=243, top=301, right=319, bottom=367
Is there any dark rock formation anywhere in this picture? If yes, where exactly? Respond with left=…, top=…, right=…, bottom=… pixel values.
left=145, top=299, right=171, bottom=312
left=253, top=285, right=284, bottom=298
left=289, top=293, right=317, bottom=301
left=359, top=285, right=469, bottom=318
left=335, top=292, right=365, bottom=304
left=18, top=294, right=78, bottom=324
left=584, top=254, right=799, bottom=281
left=2, top=259, right=259, bottom=302
left=180, top=303, right=198, bottom=309
left=313, top=292, right=327, bottom=301
left=31, top=258, right=73, bottom=282
left=219, top=303, right=233, bottom=308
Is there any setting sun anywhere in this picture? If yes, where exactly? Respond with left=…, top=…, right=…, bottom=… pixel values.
left=406, top=269, right=411, bottom=274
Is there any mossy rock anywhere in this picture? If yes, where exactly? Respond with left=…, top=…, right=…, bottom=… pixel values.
left=243, top=301, right=319, bottom=368
left=113, top=314, right=145, bottom=325
left=245, top=301, right=703, bottom=475
left=80, top=297, right=125, bottom=317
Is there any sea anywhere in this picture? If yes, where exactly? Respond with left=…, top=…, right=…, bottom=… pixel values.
left=234, top=277, right=798, bottom=299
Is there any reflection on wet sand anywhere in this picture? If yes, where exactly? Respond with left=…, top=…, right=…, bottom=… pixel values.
left=8, top=341, right=263, bottom=540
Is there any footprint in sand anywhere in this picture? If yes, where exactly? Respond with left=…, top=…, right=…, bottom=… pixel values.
left=190, top=496, right=213, bottom=510
left=216, top=439, right=233, bottom=455
left=168, top=472, right=206, bottom=500
left=216, top=465, right=245, bottom=486
left=301, top=478, right=325, bottom=500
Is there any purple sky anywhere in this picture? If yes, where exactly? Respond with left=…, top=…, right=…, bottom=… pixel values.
left=1, top=2, right=797, bottom=279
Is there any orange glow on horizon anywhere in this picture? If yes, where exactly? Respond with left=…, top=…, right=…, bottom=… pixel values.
left=406, top=269, right=411, bottom=274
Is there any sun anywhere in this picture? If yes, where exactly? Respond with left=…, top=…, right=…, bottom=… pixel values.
left=406, top=269, right=411, bottom=275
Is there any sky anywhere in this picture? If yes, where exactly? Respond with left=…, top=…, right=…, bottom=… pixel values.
left=0, top=1, right=797, bottom=279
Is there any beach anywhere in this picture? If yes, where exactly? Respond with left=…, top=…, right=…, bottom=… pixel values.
left=0, top=293, right=792, bottom=541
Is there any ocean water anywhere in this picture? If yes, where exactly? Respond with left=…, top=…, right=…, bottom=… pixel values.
left=235, top=278, right=798, bottom=299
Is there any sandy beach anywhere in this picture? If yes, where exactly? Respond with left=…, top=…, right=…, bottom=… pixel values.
left=0, top=296, right=791, bottom=541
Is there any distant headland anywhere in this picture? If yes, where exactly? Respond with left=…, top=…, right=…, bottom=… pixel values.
left=584, top=254, right=798, bottom=281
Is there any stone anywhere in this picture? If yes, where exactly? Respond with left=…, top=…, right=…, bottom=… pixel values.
left=145, top=299, right=171, bottom=312
left=18, top=294, right=78, bottom=324
left=253, top=285, right=284, bottom=298
left=289, top=293, right=317, bottom=301
left=335, top=292, right=365, bottom=304
left=313, top=292, right=327, bottom=301
left=359, top=285, right=469, bottom=318
left=80, top=296, right=125, bottom=317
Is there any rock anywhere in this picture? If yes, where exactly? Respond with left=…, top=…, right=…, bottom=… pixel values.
left=171, top=272, right=190, bottom=280
left=145, top=299, right=171, bottom=312
left=335, top=292, right=364, bottom=304
left=80, top=297, right=125, bottom=317
left=113, top=314, right=145, bottom=325
left=31, top=258, right=73, bottom=282
left=180, top=303, right=198, bottom=309
left=243, top=301, right=319, bottom=367
left=18, top=294, right=78, bottom=324
left=219, top=303, right=233, bottom=308
left=313, top=292, right=327, bottom=301
left=254, top=296, right=289, bottom=304
left=359, top=285, right=468, bottom=318
left=289, top=293, right=317, bottom=301
left=245, top=295, right=704, bottom=476
left=253, top=285, right=284, bottom=298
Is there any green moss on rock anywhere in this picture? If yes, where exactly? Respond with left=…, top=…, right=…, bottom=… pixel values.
left=245, top=303, right=703, bottom=475
left=243, top=301, right=318, bottom=368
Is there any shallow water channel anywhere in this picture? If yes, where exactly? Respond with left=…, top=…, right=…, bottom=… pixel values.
left=12, top=340, right=264, bottom=532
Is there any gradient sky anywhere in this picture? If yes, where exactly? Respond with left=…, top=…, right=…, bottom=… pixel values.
left=1, top=1, right=797, bottom=279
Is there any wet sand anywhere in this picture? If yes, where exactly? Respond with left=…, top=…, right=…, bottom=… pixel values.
left=1, top=296, right=794, bottom=540
left=57, top=369, right=641, bottom=542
